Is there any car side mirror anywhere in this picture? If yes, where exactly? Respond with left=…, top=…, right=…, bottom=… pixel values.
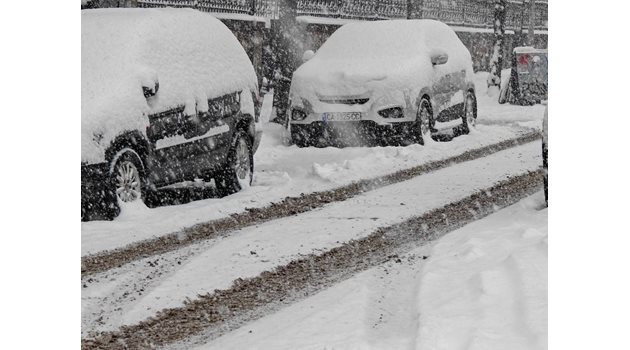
left=431, top=52, right=448, bottom=66
left=143, top=81, right=159, bottom=98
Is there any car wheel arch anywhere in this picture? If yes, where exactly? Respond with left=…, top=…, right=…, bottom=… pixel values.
left=105, top=131, right=151, bottom=170
left=414, top=87, right=432, bottom=108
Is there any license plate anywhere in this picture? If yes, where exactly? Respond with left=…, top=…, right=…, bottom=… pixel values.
left=321, top=112, right=362, bottom=122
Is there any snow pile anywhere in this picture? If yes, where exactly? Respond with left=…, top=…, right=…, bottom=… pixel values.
left=416, top=197, right=547, bottom=350
left=82, top=8, right=257, bottom=163
left=290, top=19, right=474, bottom=113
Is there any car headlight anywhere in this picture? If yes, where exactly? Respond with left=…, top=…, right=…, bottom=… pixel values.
left=378, top=107, right=404, bottom=119
left=291, top=108, right=307, bottom=121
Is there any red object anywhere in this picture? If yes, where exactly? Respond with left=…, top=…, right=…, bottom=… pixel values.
left=518, top=54, right=529, bottom=65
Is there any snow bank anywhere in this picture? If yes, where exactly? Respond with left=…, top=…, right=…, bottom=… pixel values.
left=81, top=8, right=257, bottom=164
left=290, top=19, right=474, bottom=113
left=416, top=196, right=547, bottom=350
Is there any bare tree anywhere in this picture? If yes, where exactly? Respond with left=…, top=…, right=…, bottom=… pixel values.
left=487, top=0, right=507, bottom=91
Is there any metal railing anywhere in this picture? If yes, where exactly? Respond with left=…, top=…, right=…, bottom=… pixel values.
left=297, top=0, right=408, bottom=19
left=136, top=0, right=547, bottom=30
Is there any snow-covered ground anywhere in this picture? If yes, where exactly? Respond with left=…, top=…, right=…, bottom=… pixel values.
left=82, top=141, right=541, bottom=335
left=81, top=71, right=545, bottom=256
left=82, top=69, right=547, bottom=348
left=193, top=192, right=547, bottom=350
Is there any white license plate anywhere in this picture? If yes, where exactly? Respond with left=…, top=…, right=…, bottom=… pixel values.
left=321, top=112, right=362, bottom=122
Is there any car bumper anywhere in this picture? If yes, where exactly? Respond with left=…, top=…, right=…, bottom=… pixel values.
left=291, top=120, right=416, bottom=145
left=290, top=107, right=416, bottom=126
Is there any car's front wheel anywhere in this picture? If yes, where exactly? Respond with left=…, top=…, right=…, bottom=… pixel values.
left=111, top=150, right=157, bottom=206
left=90, top=149, right=154, bottom=220
left=215, top=131, right=253, bottom=197
left=113, top=156, right=143, bottom=203
left=462, top=91, right=477, bottom=134
left=415, top=98, right=433, bottom=145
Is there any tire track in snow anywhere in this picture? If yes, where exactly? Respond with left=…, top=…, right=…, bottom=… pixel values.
left=81, top=169, right=543, bottom=350
left=81, top=132, right=541, bottom=278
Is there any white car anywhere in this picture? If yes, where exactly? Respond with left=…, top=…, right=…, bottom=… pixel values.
left=288, top=19, right=477, bottom=147
left=81, top=8, right=261, bottom=220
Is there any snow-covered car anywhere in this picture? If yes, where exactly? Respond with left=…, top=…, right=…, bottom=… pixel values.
left=288, top=19, right=477, bottom=147
left=81, top=8, right=261, bottom=221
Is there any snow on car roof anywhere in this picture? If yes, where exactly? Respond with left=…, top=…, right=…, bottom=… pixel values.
left=315, top=19, right=457, bottom=59
left=81, top=8, right=257, bottom=164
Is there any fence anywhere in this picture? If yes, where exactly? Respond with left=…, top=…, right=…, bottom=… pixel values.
left=136, top=0, right=547, bottom=30
left=137, top=0, right=280, bottom=18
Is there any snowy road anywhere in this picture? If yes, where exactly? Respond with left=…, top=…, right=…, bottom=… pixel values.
left=191, top=193, right=547, bottom=350
left=82, top=141, right=543, bottom=348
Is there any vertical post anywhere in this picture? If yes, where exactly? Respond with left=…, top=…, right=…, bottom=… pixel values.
left=418, top=0, right=424, bottom=18
left=487, top=0, right=506, bottom=93
left=462, top=0, right=466, bottom=25
left=528, top=0, right=536, bottom=45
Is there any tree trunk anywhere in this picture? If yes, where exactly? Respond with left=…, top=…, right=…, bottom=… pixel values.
left=487, top=0, right=506, bottom=90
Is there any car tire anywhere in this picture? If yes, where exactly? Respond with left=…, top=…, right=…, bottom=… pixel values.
left=110, top=148, right=157, bottom=212
left=415, top=97, right=433, bottom=145
left=462, top=90, right=477, bottom=134
left=215, top=131, right=253, bottom=197
left=81, top=149, right=155, bottom=221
